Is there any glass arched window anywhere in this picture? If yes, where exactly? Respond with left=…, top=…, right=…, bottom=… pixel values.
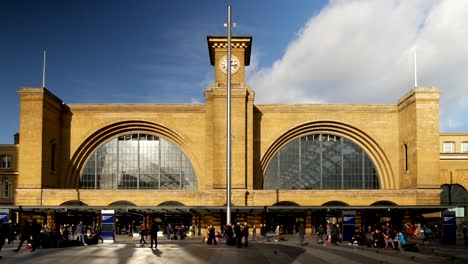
left=80, top=133, right=197, bottom=190
left=263, top=133, right=380, bottom=190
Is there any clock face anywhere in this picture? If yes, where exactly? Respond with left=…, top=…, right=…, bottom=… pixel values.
left=219, top=55, right=239, bottom=74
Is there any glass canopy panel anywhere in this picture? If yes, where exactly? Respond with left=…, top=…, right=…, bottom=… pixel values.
left=263, top=133, right=380, bottom=190
left=80, top=133, right=197, bottom=190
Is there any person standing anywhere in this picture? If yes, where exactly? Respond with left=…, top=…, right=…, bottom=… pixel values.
left=252, top=225, right=257, bottom=241
left=0, top=220, right=7, bottom=258
left=76, top=221, right=87, bottom=246
left=166, top=223, right=172, bottom=240
left=260, top=224, right=265, bottom=240
left=207, top=225, right=217, bottom=245
left=14, top=220, right=31, bottom=252
left=275, top=224, right=280, bottom=242
left=6, top=220, right=14, bottom=245
left=149, top=222, right=159, bottom=249
left=298, top=222, right=305, bottom=245
left=234, top=223, right=242, bottom=248
left=242, top=222, right=249, bottom=247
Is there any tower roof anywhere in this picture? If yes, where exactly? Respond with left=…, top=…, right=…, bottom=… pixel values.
left=207, top=36, right=252, bottom=66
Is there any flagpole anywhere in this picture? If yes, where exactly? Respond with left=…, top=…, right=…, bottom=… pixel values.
left=414, top=47, right=417, bottom=87
left=43, top=49, right=46, bottom=87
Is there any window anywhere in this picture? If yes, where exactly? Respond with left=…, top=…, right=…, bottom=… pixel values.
left=263, top=133, right=380, bottom=190
left=404, top=144, right=408, bottom=173
left=2, top=177, right=10, bottom=199
left=80, top=133, right=197, bottom=190
left=443, top=142, right=455, bottom=153
left=51, top=143, right=56, bottom=171
left=0, top=155, right=11, bottom=169
left=461, top=142, right=468, bottom=153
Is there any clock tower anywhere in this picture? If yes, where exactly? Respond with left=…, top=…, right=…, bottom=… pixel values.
left=204, top=35, right=255, bottom=193
left=207, top=36, right=252, bottom=85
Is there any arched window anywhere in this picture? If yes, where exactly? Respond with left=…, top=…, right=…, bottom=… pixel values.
left=80, top=133, right=197, bottom=190
left=263, top=133, right=380, bottom=190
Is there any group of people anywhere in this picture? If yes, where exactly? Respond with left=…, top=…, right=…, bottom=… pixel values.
left=203, top=222, right=251, bottom=248
left=314, top=223, right=342, bottom=245
left=138, top=222, right=160, bottom=249
left=165, top=224, right=187, bottom=240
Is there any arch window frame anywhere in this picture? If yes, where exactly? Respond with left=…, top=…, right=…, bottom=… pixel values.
left=79, top=132, right=197, bottom=190
left=263, top=133, right=380, bottom=190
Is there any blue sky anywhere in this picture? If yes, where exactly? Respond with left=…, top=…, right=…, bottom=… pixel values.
left=1, top=0, right=467, bottom=144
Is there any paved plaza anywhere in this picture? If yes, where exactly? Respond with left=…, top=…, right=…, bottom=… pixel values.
left=0, top=236, right=466, bottom=264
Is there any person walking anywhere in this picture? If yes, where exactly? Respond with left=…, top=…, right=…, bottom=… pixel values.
left=30, top=219, right=41, bottom=252
left=14, top=220, right=31, bottom=252
left=76, top=221, right=87, bottom=246
left=149, top=222, right=159, bottom=249
left=139, top=223, right=147, bottom=245
left=316, top=224, right=324, bottom=244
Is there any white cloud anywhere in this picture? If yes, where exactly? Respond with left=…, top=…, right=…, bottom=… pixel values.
left=248, top=0, right=468, bottom=131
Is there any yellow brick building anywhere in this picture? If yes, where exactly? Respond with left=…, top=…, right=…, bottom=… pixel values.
left=1, top=36, right=467, bottom=235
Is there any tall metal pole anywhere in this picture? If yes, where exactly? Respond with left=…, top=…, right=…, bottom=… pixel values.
left=226, top=5, right=232, bottom=225
left=42, top=49, right=46, bottom=88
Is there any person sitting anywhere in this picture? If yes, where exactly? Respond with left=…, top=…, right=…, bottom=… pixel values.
left=366, top=231, right=376, bottom=247
left=394, top=232, right=406, bottom=250
left=383, top=230, right=395, bottom=249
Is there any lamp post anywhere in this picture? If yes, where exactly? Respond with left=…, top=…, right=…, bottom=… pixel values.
left=225, top=5, right=233, bottom=225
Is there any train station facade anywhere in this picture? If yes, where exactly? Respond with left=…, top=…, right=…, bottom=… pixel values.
left=1, top=36, right=467, bottom=235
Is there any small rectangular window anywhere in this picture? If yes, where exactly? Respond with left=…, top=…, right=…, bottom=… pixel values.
left=2, top=178, right=10, bottom=199
left=443, top=142, right=455, bottom=153
left=0, top=155, right=11, bottom=169
left=404, top=144, right=408, bottom=173
left=51, top=143, right=56, bottom=171
left=461, top=142, right=468, bottom=153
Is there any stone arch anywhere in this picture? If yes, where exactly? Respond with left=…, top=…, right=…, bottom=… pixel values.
left=370, top=200, right=398, bottom=206
left=440, top=184, right=468, bottom=206
left=272, top=201, right=300, bottom=206
left=60, top=200, right=88, bottom=206
left=65, top=120, right=200, bottom=188
left=109, top=200, right=137, bottom=207
left=440, top=171, right=468, bottom=191
left=158, top=201, right=186, bottom=206
left=259, top=120, right=394, bottom=189
left=322, top=201, right=349, bottom=206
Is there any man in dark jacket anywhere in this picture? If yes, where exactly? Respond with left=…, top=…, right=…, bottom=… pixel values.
left=149, top=222, right=159, bottom=249
left=31, top=219, right=41, bottom=252
left=14, top=220, right=31, bottom=252
left=0, top=220, right=7, bottom=258
left=234, top=223, right=242, bottom=248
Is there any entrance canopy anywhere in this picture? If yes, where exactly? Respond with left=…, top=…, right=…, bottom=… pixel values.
left=4, top=205, right=455, bottom=215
